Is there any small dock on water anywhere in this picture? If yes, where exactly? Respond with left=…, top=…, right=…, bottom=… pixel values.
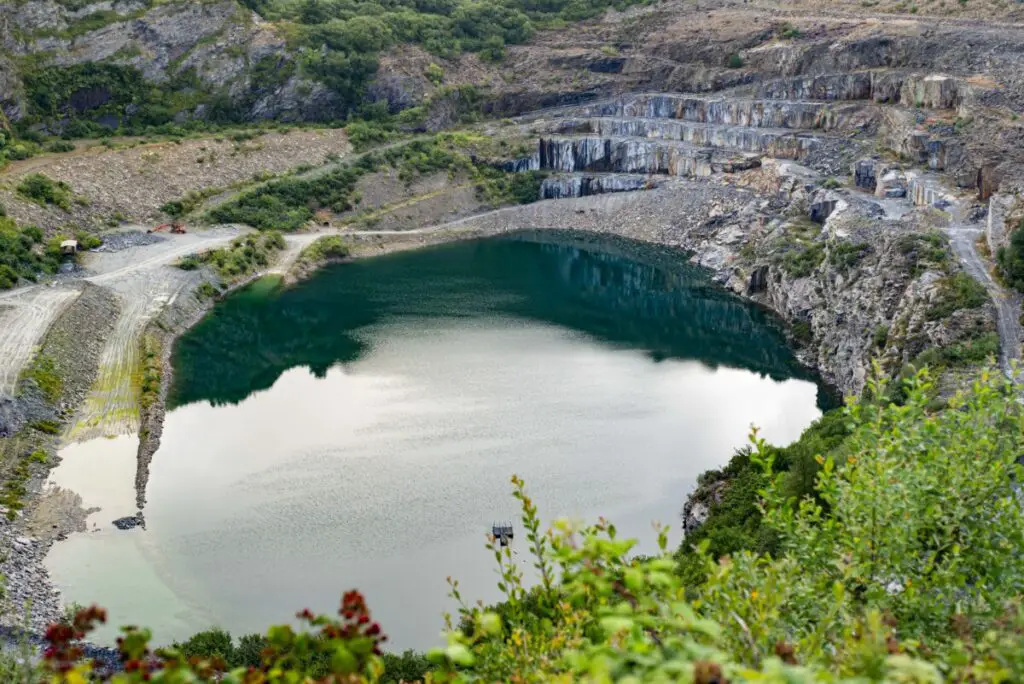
left=492, top=522, right=514, bottom=547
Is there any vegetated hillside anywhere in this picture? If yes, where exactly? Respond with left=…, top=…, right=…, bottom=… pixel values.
left=0, top=0, right=650, bottom=138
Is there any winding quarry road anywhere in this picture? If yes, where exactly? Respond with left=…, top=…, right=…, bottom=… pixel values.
left=944, top=204, right=1023, bottom=374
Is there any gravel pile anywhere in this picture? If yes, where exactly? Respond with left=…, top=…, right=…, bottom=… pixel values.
left=92, top=231, right=166, bottom=253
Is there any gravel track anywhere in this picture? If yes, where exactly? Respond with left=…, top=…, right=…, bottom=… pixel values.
left=944, top=211, right=1023, bottom=374
left=0, top=288, right=80, bottom=398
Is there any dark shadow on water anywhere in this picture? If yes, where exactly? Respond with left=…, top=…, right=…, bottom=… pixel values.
left=169, top=231, right=833, bottom=410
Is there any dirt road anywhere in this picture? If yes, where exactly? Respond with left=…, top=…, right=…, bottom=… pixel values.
left=944, top=210, right=1023, bottom=373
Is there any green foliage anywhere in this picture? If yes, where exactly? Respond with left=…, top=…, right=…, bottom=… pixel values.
left=926, top=272, right=988, bottom=320
left=23, top=353, right=63, bottom=403
left=138, top=334, right=162, bottom=409
left=726, top=53, right=744, bottom=68
left=872, top=324, right=889, bottom=349
left=76, top=232, right=103, bottom=250
left=475, top=169, right=546, bottom=205
left=781, top=242, right=825, bottom=278
left=178, top=232, right=287, bottom=282
left=827, top=241, right=870, bottom=271
left=996, top=219, right=1024, bottom=291
left=0, top=218, right=62, bottom=289
left=195, top=282, right=221, bottom=300
left=821, top=177, right=841, bottom=189
left=790, top=319, right=812, bottom=344
left=30, top=419, right=61, bottom=435
left=210, top=134, right=540, bottom=230
left=46, top=140, right=77, bottom=153
left=899, top=230, right=949, bottom=276
left=22, top=62, right=147, bottom=121
left=344, top=120, right=399, bottom=152
left=779, top=22, right=803, bottom=38
left=425, top=62, right=445, bottom=85
left=913, top=331, right=999, bottom=368
left=297, top=235, right=352, bottom=266
left=676, top=409, right=851, bottom=585
left=16, top=173, right=74, bottom=210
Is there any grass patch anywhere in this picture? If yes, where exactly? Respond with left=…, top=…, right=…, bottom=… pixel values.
left=137, top=334, right=162, bottom=409
left=22, top=354, right=63, bottom=404
left=16, top=173, right=74, bottom=211
left=0, top=437, right=52, bottom=521
left=926, top=272, right=988, bottom=320
left=29, top=419, right=61, bottom=435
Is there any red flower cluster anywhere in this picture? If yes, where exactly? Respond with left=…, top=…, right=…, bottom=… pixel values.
left=317, top=590, right=388, bottom=655
left=43, top=605, right=107, bottom=674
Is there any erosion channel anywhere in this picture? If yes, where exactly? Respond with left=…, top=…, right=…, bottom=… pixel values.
left=44, top=233, right=827, bottom=650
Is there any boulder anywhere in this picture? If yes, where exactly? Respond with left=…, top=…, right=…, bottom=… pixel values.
left=853, top=159, right=877, bottom=191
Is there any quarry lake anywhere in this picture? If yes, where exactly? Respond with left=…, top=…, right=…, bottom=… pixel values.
left=45, top=233, right=826, bottom=650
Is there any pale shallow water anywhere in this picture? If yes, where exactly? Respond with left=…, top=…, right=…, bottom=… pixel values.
left=46, top=236, right=824, bottom=650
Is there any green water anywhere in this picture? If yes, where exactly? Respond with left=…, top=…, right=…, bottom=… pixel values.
left=171, top=233, right=820, bottom=408
left=46, top=233, right=826, bottom=650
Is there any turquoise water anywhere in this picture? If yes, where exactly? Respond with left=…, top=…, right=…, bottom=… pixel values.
left=47, top=233, right=825, bottom=650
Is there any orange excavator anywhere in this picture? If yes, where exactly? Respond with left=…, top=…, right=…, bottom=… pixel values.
left=149, top=222, right=187, bottom=234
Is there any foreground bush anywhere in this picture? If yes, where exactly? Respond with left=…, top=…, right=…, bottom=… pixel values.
left=40, top=367, right=1024, bottom=682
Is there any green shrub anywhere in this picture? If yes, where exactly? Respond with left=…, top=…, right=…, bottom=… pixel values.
left=344, top=121, right=396, bottom=152
left=726, top=53, right=744, bottom=68
left=997, top=219, right=1024, bottom=291
left=0, top=218, right=61, bottom=288
left=30, top=419, right=61, bottom=435
left=75, top=232, right=103, bottom=250
left=16, top=173, right=74, bottom=210
left=182, top=232, right=288, bottom=282
left=196, top=281, right=221, bottom=300
left=781, top=242, right=825, bottom=277
left=872, top=324, right=889, bottom=349
left=298, top=235, right=351, bottom=265
left=46, top=140, right=77, bottom=153
left=827, top=241, right=870, bottom=271
left=425, top=63, right=445, bottom=85
left=899, top=230, right=949, bottom=276
left=790, top=319, right=812, bottom=344
left=779, top=22, right=802, bottom=38
left=926, top=272, right=988, bottom=320
left=913, top=331, right=999, bottom=368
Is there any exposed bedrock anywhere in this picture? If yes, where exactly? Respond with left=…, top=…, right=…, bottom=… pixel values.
left=536, top=137, right=761, bottom=176
left=751, top=71, right=966, bottom=110
left=540, top=173, right=656, bottom=199
left=547, top=117, right=821, bottom=160
left=572, top=95, right=848, bottom=130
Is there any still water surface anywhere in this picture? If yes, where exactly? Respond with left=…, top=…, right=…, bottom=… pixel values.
left=46, top=234, right=824, bottom=649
